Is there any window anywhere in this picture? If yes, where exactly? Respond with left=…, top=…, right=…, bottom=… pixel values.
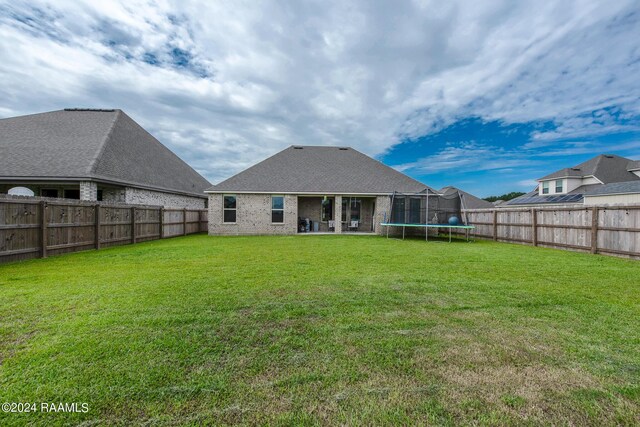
left=97, top=189, right=103, bottom=201
left=223, top=195, right=236, bottom=223
left=271, top=195, right=284, bottom=223
left=41, top=189, right=58, bottom=198
left=64, top=189, right=80, bottom=199
left=542, top=182, right=549, bottom=195
left=340, top=198, right=362, bottom=222
left=7, top=186, right=34, bottom=196
left=555, top=180, right=563, bottom=193
left=409, top=198, right=421, bottom=223
left=349, top=198, right=361, bottom=222
left=342, top=198, right=348, bottom=222
left=321, top=198, right=333, bottom=221
left=392, top=197, right=405, bottom=223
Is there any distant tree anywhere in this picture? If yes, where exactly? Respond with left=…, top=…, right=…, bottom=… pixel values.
left=483, top=192, right=526, bottom=202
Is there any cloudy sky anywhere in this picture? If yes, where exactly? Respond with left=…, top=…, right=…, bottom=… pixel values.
left=1, top=1, right=639, bottom=196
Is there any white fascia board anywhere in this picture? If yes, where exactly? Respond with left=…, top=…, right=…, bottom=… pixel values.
left=583, top=175, right=604, bottom=184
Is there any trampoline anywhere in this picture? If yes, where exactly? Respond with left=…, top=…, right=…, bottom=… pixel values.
left=381, top=189, right=475, bottom=242
left=380, top=223, right=475, bottom=242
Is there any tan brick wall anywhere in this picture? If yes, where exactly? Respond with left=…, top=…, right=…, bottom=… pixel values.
left=208, top=193, right=298, bottom=235
left=125, top=187, right=206, bottom=209
left=374, top=195, right=391, bottom=235
left=208, top=193, right=393, bottom=235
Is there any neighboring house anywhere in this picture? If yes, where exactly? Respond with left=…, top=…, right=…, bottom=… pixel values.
left=0, top=109, right=210, bottom=208
left=439, top=186, right=494, bottom=210
left=508, top=154, right=640, bottom=206
left=205, top=145, right=432, bottom=235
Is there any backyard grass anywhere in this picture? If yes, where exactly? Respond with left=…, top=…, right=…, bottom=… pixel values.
left=0, top=234, right=638, bottom=426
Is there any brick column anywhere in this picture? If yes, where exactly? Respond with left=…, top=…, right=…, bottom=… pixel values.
left=80, top=181, right=98, bottom=201
left=334, top=195, right=342, bottom=233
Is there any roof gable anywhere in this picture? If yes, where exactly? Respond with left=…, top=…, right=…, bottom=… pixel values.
left=208, top=146, right=431, bottom=194
left=91, top=111, right=210, bottom=196
left=0, top=109, right=118, bottom=178
left=0, top=109, right=210, bottom=197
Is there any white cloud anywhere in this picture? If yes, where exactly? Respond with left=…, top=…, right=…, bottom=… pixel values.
left=0, top=0, right=638, bottom=184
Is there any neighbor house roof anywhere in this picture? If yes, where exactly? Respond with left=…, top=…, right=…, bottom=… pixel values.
left=584, top=181, right=640, bottom=196
left=627, top=160, right=640, bottom=171
left=207, top=145, right=431, bottom=194
left=506, top=184, right=604, bottom=206
left=539, top=154, right=639, bottom=184
left=0, top=109, right=210, bottom=197
left=439, top=186, right=494, bottom=209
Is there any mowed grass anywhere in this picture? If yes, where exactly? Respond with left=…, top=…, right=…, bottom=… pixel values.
left=0, top=235, right=638, bottom=426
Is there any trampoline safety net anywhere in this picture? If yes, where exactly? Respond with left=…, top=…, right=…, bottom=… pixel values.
left=385, top=190, right=465, bottom=225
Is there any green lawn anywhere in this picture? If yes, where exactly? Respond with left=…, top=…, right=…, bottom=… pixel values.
left=0, top=235, right=638, bottom=426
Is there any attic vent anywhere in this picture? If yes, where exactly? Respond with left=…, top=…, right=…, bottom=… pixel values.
left=338, top=147, right=348, bottom=150
left=604, top=155, right=614, bottom=158
left=571, top=168, right=581, bottom=171
left=64, top=108, right=115, bottom=112
left=293, top=146, right=304, bottom=149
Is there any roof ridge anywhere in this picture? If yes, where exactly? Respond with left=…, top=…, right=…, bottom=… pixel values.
left=87, top=110, right=121, bottom=175
left=592, top=154, right=604, bottom=176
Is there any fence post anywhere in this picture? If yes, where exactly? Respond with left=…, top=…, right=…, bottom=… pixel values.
left=531, top=208, right=538, bottom=246
left=591, top=207, right=599, bottom=254
left=40, top=201, right=48, bottom=259
left=492, top=210, right=498, bottom=241
left=131, top=207, right=137, bottom=244
left=95, top=204, right=101, bottom=250
left=159, top=207, right=164, bottom=239
left=183, top=208, right=187, bottom=235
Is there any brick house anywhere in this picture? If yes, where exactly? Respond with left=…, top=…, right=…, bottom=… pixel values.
left=0, top=108, right=210, bottom=208
left=206, top=145, right=432, bottom=235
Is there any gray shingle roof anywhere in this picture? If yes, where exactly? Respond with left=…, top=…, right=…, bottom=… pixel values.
left=439, top=186, right=494, bottom=209
left=539, top=154, right=639, bottom=184
left=584, top=181, right=640, bottom=196
left=207, top=145, right=431, bottom=194
left=628, top=160, right=640, bottom=171
left=0, top=109, right=210, bottom=197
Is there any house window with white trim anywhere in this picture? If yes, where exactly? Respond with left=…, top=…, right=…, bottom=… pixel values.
left=542, top=182, right=549, bottom=194
left=555, top=180, right=563, bottom=193
left=271, top=195, right=284, bottom=223
left=223, top=195, right=236, bottom=223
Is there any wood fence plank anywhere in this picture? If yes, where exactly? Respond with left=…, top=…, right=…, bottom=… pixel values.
left=40, top=201, right=47, bottom=259
left=591, top=207, right=599, bottom=254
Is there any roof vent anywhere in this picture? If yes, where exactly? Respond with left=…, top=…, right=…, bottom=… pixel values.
left=293, top=146, right=304, bottom=149
left=64, top=108, right=116, bottom=112
left=571, top=168, right=581, bottom=171
left=338, top=147, right=348, bottom=150
left=604, top=154, right=614, bottom=158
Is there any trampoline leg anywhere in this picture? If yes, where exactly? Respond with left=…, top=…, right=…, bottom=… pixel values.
left=402, top=225, right=405, bottom=240
left=449, top=228, right=452, bottom=243
left=386, top=225, right=389, bottom=239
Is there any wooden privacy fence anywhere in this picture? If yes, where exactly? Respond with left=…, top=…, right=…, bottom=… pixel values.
left=463, top=205, right=640, bottom=259
left=0, top=198, right=208, bottom=264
